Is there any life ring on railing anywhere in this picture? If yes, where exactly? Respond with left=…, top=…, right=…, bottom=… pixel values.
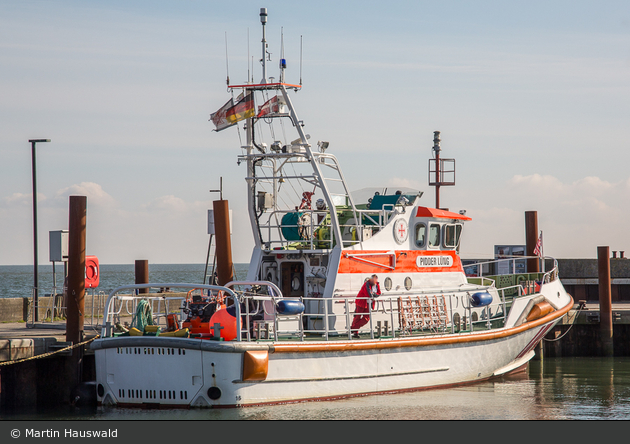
left=85, top=256, right=99, bottom=289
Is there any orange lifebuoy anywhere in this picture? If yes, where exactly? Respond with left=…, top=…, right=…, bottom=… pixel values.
left=85, top=255, right=99, bottom=288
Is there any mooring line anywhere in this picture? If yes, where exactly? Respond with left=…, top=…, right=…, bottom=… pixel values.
left=0, top=335, right=99, bottom=367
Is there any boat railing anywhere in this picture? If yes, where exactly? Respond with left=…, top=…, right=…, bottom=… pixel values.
left=97, top=281, right=546, bottom=343
left=258, top=206, right=402, bottom=251
left=100, top=283, right=242, bottom=340
left=464, top=255, right=558, bottom=279
left=238, top=288, right=509, bottom=342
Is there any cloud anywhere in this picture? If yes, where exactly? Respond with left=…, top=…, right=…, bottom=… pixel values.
left=2, top=192, right=46, bottom=207
left=460, top=173, right=630, bottom=259
left=54, top=182, right=116, bottom=207
left=141, top=195, right=190, bottom=213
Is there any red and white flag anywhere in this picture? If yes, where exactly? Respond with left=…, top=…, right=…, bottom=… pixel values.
left=257, top=95, right=279, bottom=118
left=209, top=98, right=235, bottom=132
left=533, top=231, right=543, bottom=257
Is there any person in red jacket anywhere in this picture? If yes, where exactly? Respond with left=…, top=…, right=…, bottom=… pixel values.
left=351, top=274, right=381, bottom=338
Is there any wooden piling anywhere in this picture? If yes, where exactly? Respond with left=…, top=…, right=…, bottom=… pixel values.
left=598, top=246, right=614, bottom=356
left=525, top=211, right=540, bottom=273
left=213, top=199, right=234, bottom=286
left=66, top=196, right=86, bottom=345
left=135, top=260, right=149, bottom=294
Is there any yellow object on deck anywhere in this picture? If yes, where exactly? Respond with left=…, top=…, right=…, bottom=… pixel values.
left=159, top=328, right=190, bottom=338
left=129, top=328, right=143, bottom=336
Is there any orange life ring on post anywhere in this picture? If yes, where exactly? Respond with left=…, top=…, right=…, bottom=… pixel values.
left=85, top=255, right=100, bottom=288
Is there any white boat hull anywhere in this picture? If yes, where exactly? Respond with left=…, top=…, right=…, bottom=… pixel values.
left=93, top=315, right=558, bottom=408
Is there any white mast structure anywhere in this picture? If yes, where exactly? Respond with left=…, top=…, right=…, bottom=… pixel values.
left=240, top=8, right=357, bottom=280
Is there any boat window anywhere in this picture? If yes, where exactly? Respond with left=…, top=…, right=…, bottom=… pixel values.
left=404, top=277, right=412, bottom=291
left=384, top=277, right=392, bottom=291
left=444, top=224, right=463, bottom=249
left=428, top=224, right=441, bottom=248
left=414, top=223, right=426, bottom=248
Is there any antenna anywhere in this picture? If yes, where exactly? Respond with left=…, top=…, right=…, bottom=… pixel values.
left=260, top=7, right=268, bottom=83
left=247, top=28, right=250, bottom=84
left=209, top=177, right=223, bottom=201
left=299, top=35, right=303, bottom=86
left=279, top=27, right=286, bottom=84
left=224, top=32, right=230, bottom=86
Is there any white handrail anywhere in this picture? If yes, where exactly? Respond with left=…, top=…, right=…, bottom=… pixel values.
left=101, top=283, right=241, bottom=341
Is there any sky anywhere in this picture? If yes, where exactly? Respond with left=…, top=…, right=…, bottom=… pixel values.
left=1, top=0, right=629, bottom=265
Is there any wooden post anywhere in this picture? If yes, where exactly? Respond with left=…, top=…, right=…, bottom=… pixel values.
left=525, top=211, right=540, bottom=273
left=135, top=260, right=149, bottom=294
left=213, top=200, right=234, bottom=286
left=598, top=246, right=613, bottom=356
left=66, top=196, right=86, bottom=345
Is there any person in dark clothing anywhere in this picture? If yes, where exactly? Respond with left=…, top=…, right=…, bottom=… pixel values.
left=350, top=274, right=381, bottom=338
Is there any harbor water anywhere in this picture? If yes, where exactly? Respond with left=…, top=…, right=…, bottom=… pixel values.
left=1, top=264, right=629, bottom=420
left=0, top=263, right=251, bottom=299
left=1, top=357, right=629, bottom=420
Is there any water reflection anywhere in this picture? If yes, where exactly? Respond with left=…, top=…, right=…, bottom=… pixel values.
left=3, top=358, right=630, bottom=420
left=528, top=357, right=630, bottom=420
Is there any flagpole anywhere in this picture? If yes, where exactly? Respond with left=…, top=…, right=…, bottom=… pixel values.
left=541, top=231, right=545, bottom=273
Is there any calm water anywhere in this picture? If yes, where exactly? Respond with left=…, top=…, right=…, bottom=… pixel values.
left=0, top=263, right=250, bottom=299
left=1, top=357, right=629, bottom=420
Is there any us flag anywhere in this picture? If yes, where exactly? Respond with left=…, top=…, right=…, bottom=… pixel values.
left=533, top=231, right=543, bottom=257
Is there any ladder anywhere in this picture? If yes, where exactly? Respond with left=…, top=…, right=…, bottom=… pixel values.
left=398, top=295, right=449, bottom=335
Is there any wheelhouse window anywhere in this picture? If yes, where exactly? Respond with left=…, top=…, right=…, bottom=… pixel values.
left=428, top=224, right=441, bottom=248
left=443, top=224, right=463, bottom=249
left=414, top=223, right=426, bottom=248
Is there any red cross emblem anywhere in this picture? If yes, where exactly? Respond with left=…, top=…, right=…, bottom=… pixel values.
left=398, top=224, right=406, bottom=237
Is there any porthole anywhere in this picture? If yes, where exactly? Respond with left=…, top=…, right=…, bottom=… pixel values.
left=404, top=277, right=412, bottom=291
left=384, top=277, right=392, bottom=291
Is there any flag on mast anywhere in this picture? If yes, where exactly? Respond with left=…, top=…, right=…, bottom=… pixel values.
left=209, top=98, right=235, bottom=132
left=533, top=231, right=543, bottom=258
left=257, top=95, right=279, bottom=118
left=226, top=92, right=255, bottom=124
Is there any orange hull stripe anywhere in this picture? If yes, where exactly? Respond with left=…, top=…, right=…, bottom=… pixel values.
left=338, top=250, right=464, bottom=274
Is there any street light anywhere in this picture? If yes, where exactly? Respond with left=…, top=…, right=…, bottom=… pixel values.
left=29, top=138, right=50, bottom=323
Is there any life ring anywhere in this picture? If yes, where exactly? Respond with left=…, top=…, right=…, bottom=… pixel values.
left=85, top=255, right=99, bottom=288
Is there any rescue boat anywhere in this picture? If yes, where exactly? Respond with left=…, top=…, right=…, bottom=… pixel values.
left=92, top=8, right=574, bottom=408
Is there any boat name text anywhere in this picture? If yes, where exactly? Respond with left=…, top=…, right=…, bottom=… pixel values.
left=415, top=256, right=453, bottom=268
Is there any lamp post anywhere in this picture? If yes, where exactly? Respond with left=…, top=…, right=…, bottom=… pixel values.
left=29, top=138, right=50, bottom=323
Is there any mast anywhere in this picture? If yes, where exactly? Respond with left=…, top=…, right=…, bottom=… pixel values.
left=433, top=131, right=441, bottom=209
left=260, top=8, right=268, bottom=83
left=280, top=27, right=286, bottom=84
left=428, top=131, right=455, bottom=210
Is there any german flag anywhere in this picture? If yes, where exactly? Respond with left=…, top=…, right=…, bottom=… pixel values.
left=226, top=92, right=255, bottom=124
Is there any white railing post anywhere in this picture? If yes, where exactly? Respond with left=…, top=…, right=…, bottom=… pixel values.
left=368, top=298, right=374, bottom=339
left=323, top=298, right=329, bottom=341
left=345, top=299, right=351, bottom=340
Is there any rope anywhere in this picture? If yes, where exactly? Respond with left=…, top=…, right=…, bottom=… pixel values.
left=0, top=335, right=100, bottom=367
left=542, top=304, right=585, bottom=342
left=130, top=299, right=154, bottom=332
